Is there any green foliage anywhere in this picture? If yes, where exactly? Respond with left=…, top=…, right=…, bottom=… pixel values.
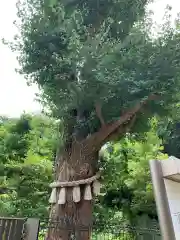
left=91, top=232, right=132, bottom=240
left=0, top=114, right=60, bottom=218
left=100, top=118, right=168, bottom=221
left=154, top=103, right=180, bottom=158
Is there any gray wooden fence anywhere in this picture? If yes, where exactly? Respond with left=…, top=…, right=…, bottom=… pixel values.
left=0, top=217, right=40, bottom=240
left=0, top=217, right=161, bottom=239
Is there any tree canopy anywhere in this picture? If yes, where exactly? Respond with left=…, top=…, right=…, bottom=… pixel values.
left=12, top=0, right=180, bottom=136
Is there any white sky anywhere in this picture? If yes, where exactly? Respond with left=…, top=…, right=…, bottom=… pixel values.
left=0, top=0, right=180, bottom=117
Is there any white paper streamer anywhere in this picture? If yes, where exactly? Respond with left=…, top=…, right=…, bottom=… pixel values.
left=73, top=186, right=81, bottom=203
left=49, top=188, right=57, bottom=204
left=93, top=180, right=101, bottom=196
left=84, top=185, right=92, bottom=200
left=58, top=187, right=66, bottom=205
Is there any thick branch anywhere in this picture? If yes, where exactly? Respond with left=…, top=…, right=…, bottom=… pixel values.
left=86, top=94, right=157, bottom=150
left=107, top=115, right=137, bottom=142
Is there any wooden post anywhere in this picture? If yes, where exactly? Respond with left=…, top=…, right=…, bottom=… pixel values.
left=149, top=160, right=175, bottom=240
left=26, top=218, right=40, bottom=240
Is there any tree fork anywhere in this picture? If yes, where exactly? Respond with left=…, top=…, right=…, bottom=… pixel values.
left=87, top=94, right=158, bottom=150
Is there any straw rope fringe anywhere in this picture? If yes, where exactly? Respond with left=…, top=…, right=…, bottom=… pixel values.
left=50, top=172, right=100, bottom=188
left=49, top=173, right=101, bottom=204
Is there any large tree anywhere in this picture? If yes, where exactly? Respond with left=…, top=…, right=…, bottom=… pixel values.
left=11, top=0, right=180, bottom=239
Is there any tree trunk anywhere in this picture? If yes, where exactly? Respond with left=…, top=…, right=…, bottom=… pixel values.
left=47, top=139, right=98, bottom=240
left=46, top=97, right=153, bottom=239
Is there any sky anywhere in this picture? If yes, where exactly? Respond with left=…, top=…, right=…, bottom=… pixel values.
left=0, top=0, right=180, bottom=117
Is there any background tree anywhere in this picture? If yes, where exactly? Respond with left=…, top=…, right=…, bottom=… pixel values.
left=9, top=0, right=180, bottom=239
left=100, top=118, right=168, bottom=224
left=156, top=102, right=180, bottom=158
left=0, top=114, right=59, bottom=218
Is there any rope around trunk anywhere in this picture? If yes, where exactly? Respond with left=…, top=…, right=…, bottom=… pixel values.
left=50, top=172, right=100, bottom=188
